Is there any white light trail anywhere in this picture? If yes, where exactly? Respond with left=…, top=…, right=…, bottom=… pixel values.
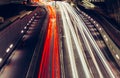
left=63, top=2, right=104, bottom=78
left=58, top=3, right=79, bottom=78
left=57, top=1, right=115, bottom=78
left=58, top=2, right=92, bottom=78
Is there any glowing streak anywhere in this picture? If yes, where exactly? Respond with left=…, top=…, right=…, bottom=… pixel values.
left=38, top=5, right=60, bottom=78
left=58, top=3, right=79, bottom=78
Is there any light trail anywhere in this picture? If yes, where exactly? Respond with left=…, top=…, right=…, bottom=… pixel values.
left=58, top=2, right=92, bottom=78
left=57, top=1, right=116, bottom=78
left=37, top=1, right=116, bottom=78
left=58, top=3, right=79, bottom=78
left=75, top=4, right=116, bottom=78
left=75, top=7, right=117, bottom=78
left=38, top=5, right=60, bottom=78
left=63, top=3, right=103, bottom=78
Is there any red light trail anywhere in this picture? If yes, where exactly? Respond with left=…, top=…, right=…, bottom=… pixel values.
left=38, top=5, right=60, bottom=78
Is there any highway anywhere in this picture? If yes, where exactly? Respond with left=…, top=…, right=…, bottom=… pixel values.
left=0, top=6, right=47, bottom=78
left=0, top=1, right=120, bottom=78
left=76, top=8, right=120, bottom=77
left=57, top=2, right=118, bottom=78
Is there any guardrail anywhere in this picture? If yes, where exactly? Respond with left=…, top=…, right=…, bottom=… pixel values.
left=91, top=17, right=120, bottom=67
left=81, top=11, right=120, bottom=67
left=25, top=7, right=48, bottom=78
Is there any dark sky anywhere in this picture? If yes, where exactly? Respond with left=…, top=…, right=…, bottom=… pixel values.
left=0, top=0, right=10, bottom=4
left=0, top=0, right=25, bottom=5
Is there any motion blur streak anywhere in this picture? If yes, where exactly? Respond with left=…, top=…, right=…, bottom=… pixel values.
left=57, top=2, right=116, bottom=78
left=38, top=5, right=60, bottom=78
left=32, top=0, right=39, bottom=2
left=52, top=14, right=60, bottom=78
left=58, top=2, right=91, bottom=78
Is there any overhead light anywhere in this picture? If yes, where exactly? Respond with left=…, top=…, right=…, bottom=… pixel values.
left=32, top=16, right=35, bottom=19
left=96, top=24, right=99, bottom=27
left=86, top=14, right=88, bottom=17
left=93, top=21, right=96, bottom=24
left=88, top=16, right=91, bottom=19
left=9, top=44, right=13, bottom=48
left=116, top=54, right=120, bottom=60
left=35, top=13, right=37, bottom=16
left=24, top=26, right=27, bottom=29
left=6, top=48, right=10, bottom=53
left=27, top=23, right=29, bottom=26
left=105, top=38, right=108, bottom=41
left=90, top=18, right=93, bottom=21
left=29, top=20, right=31, bottom=23
left=21, top=30, right=24, bottom=33
left=31, top=18, right=33, bottom=21
left=82, top=11, right=84, bottom=13
left=0, top=58, right=3, bottom=63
